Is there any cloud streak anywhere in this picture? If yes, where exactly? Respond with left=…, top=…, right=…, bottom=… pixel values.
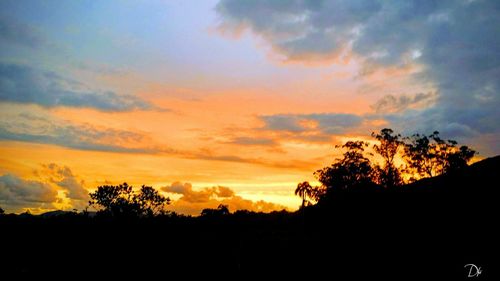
left=0, top=111, right=156, bottom=153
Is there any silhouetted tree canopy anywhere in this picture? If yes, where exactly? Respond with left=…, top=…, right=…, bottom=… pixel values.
left=314, top=141, right=374, bottom=191
left=404, top=131, right=476, bottom=180
left=89, top=183, right=170, bottom=217
left=0, top=206, right=4, bottom=215
left=201, top=204, right=230, bottom=217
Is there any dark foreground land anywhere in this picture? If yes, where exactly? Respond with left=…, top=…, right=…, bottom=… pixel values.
left=1, top=157, right=498, bottom=279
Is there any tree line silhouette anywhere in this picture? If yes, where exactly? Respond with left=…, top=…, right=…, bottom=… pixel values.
left=295, top=128, right=476, bottom=207
left=88, top=183, right=170, bottom=217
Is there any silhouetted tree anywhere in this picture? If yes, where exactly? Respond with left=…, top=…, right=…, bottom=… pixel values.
left=201, top=204, right=230, bottom=216
left=0, top=206, right=4, bottom=215
left=295, top=181, right=312, bottom=208
left=404, top=131, right=476, bottom=181
left=314, top=141, right=374, bottom=192
left=88, top=183, right=170, bottom=217
left=445, top=144, right=477, bottom=172
left=372, top=128, right=404, bottom=188
left=136, top=185, right=171, bottom=216
left=295, top=181, right=325, bottom=207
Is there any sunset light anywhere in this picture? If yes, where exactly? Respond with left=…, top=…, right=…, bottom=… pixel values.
left=1, top=1, right=498, bottom=216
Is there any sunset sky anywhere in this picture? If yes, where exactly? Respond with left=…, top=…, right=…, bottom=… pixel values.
left=1, top=0, right=499, bottom=214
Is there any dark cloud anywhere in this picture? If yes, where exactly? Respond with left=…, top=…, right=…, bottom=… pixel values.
left=0, top=112, right=156, bottom=153
left=0, top=173, right=58, bottom=212
left=217, top=0, right=500, bottom=154
left=162, top=182, right=286, bottom=215
left=0, top=63, right=152, bottom=111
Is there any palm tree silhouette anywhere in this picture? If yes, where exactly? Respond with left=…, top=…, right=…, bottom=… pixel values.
left=295, top=181, right=313, bottom=208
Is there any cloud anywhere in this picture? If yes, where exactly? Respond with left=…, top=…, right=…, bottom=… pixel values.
left=0, top=174, right=58, bottom=212
left=162, top=182, right=285, bottom=215
left=162, top=182, right=192, bottom=194
left=42, top=163, right=89, bottom=201
left=216, top=186, right=235, bottom=198
left=227, top=136, right=277, bottom=146
left=261, top=114, right=308, bottom=132
left=0, top=62, right=152, bottom=111
left=0, top=17, right=46, bottom=48
left=0, top=109, right=315, bottom=168
left=1, top=164, right=90, bottom=213
left=261, top=113, right=363, bottom=135
left=0, top=111, right=156, bottom=153
left=217, top=0, right=500, bottom=154
left=162, top=182, right=235, bottom=203
left=191, top=150, right=317, bottom=170
left=216, top=0, right=374, bottom=62
left=371, top=92, right=437, bottom=114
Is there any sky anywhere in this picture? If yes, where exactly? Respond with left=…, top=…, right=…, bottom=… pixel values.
left=1, top=0, right=499, bottom=214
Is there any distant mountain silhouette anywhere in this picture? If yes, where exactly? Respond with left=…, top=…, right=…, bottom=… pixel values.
left=39, top=210, right=74, bottom=218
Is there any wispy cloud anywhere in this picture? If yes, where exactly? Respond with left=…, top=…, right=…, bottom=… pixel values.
left=0, top=111, right=156, bottom=153
left=189, top=149, right=317, bottom=170
left=0, top=109, right=318, bottom=169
